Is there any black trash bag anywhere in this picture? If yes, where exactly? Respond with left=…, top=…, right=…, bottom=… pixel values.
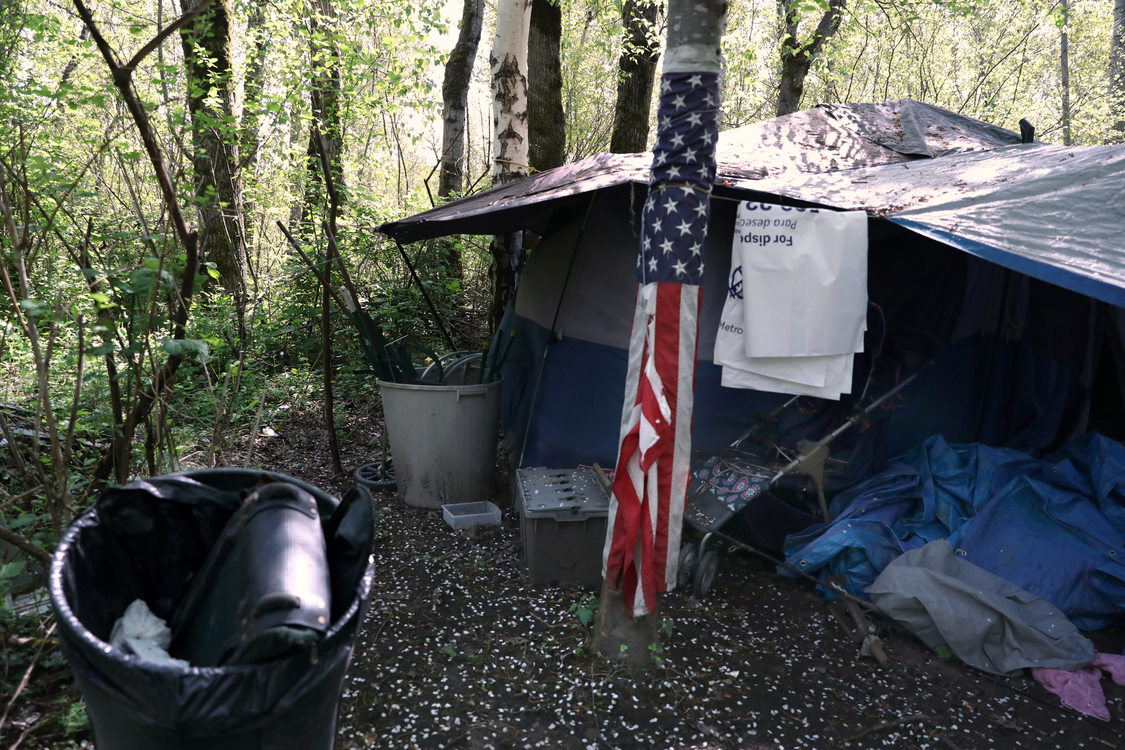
left=49, top=469, right=374, bottom=750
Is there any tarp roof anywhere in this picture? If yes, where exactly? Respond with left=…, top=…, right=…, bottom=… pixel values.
left=379, top=99, right=1125, bottom=308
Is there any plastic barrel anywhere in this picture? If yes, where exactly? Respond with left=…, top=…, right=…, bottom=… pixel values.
left=378, top=379, right=500, bottom=509
left=49, top=469, right=374, bottom=750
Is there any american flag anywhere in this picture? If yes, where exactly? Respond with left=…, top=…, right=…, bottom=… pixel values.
left=603, top=70, right=719, bottom=617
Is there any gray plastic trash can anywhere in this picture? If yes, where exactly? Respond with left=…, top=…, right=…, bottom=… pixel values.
left=379, top=378, right=500, bottom=508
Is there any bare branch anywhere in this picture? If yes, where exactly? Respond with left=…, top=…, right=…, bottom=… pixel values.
left=0, top=524, right=52, bottom=566
left=124, top=0, right=217, bottom=72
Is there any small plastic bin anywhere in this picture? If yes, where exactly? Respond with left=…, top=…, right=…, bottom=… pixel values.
left=442, top=501, right=501, bottom=530
left=515, top=468, right=610, bottom=587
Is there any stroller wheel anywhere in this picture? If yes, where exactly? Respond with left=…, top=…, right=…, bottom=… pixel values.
left=693, top=549, right=719, bottom=597
left=677, top=544, right=698, bottom=589
left=354, top=459, right=396, bottom=490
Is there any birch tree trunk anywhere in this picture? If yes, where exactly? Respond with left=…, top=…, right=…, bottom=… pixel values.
left=179, top=0, right=247, bottom=301
left=775, top=0, right=846, bottom=117
left=609, top=0, right=661, bottom=154
left=488, top=0, right=532, bottom=332
left=528, top=0, right=565, bottom=171
left=439, top=0, right=484, bottom=199
left=491, top=0, right=532, bottom=184
left=1110, top=0, right=1125, bottom=143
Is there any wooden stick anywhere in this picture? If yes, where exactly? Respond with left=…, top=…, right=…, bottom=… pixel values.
left=0, top=622, right=57, bottom=735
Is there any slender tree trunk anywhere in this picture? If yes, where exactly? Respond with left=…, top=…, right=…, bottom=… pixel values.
left=439, top=0, right=484, bottom=200
left=592, top=0, right=726, bottom=668
left=179, top=0, right=247, bottom=300
left=488, top=0, right=532, bottom=333
left=775, top=0, right=846, bottom=117
left=1110, top=0, right=1125, bottom=143
left=242, top=4, right=269, bottom=176
left=439, top=0, right=483, bottom=280
left=491, top=0, right=532, bottom=183
left=528, top=0, right=565, bottom=171
left=610, top=0, right=661, bottom=154
left=74, top=0, right=203, bottom=493
left=1060, top=0, right=1072, bottom=146
left=301, top=0, right=346, bottom=230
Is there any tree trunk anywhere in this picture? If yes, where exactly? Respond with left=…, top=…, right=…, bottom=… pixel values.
left=491, top=0, right=532, bottom=184
left=775, top=0, right=846, bottom=117
left=242, top=4, right=270, bottom=175
left=301, top=0, right=346, bottom=229
left=528, top=0, right=565, bottom=171
left=1110, top=0, right=1125, bottom=143
left=1060, top=0, right=1071, bottom=146
left=610, top=0, right=661, bottom=154
left=179, top=0, right=247, bottom=300
left=591, top=0, right=726, bottom=667
left=439, top=0, right=484, bottom=199
left=488, top=0, right=532, bottom=333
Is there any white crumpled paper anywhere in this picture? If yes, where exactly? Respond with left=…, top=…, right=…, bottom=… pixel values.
left=109, top=598, right=190, bottom=668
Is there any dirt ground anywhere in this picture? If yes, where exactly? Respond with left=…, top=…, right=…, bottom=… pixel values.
left=269, top=403, right=1125, bottom=750
left=5, top=400, right=1125, bottom=749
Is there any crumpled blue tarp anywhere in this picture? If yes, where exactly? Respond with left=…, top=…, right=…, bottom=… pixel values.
left=782, top=433, right=1125, bottom=630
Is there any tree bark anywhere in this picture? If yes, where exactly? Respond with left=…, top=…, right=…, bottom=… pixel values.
left=592, top=0, right=725, bottom=666
left=609, top=0, right=661, bottom=154
left=179, top=0, right=247, bottom=300
left=775, top=0, right=846, bottom=117
left=438, top=0, right=483, bottom=279
left=1110, top=0, right=1125, bottom=143
left=490, top=0, right=532, bottom=183
left=300, top=0, right=346, bottom=230
left=528, top=0, right=565, bottom=171
left=439, top=0, right=484, bottom=199
left=488, top=0, right=532, bottom=333
left=242, top=4, right=270, bottom=175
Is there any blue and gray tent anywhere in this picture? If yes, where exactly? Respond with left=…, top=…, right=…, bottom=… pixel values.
left=379, top=98, right=1125, bottom=474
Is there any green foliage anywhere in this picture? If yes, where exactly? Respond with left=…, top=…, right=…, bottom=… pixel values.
left=0, top=0, right=1118, bottom=662
left=569, top=593, right=598, bottom=627
left=59, top=701, right=89, bottom=733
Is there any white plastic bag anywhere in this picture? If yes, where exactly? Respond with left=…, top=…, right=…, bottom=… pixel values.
left=738, top=202, right=868, bottom=358
left=715, top=202, right=868, bottom=398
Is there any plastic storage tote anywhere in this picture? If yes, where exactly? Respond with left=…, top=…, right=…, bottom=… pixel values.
left=516, top=467, right=610, bottom=587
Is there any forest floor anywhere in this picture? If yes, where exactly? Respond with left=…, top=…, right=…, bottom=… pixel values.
left=5, top=398, right=1125, bottom=749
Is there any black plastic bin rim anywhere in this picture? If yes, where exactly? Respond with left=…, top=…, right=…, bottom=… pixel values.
left=48, top=471, right=375, bottom=677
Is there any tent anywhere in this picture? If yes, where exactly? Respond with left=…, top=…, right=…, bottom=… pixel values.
left=379, top=99, right=1125, bottom=476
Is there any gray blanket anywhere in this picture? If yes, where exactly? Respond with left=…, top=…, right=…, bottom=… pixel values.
left=866, top=540, right=1095, bottom=675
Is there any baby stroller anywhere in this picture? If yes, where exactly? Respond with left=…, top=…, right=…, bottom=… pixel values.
left=679, top=373, right=920, bottom=597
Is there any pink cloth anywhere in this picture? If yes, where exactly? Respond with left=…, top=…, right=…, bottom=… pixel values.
left=1032, top=652, right=1125, bottom=721
left=1092, top=652, right=1125, bottom=685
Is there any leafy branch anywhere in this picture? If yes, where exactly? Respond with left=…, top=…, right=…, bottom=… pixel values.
left=71, top=0, right=208, bottom=490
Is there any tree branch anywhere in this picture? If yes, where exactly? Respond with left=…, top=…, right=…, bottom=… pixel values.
left=124, top=0, right=216, bottom=72
left=73, top=0, right=203, bottom=489
left=0, top=524, right=52, bottom=566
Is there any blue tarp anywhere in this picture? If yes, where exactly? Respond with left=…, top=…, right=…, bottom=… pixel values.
left=783, top=433, right=1125, bottom=630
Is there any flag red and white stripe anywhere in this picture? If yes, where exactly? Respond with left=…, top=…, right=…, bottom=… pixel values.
left=602, top=68, right=718, bottom=617
left=604, top=282, right=700, bottom=616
